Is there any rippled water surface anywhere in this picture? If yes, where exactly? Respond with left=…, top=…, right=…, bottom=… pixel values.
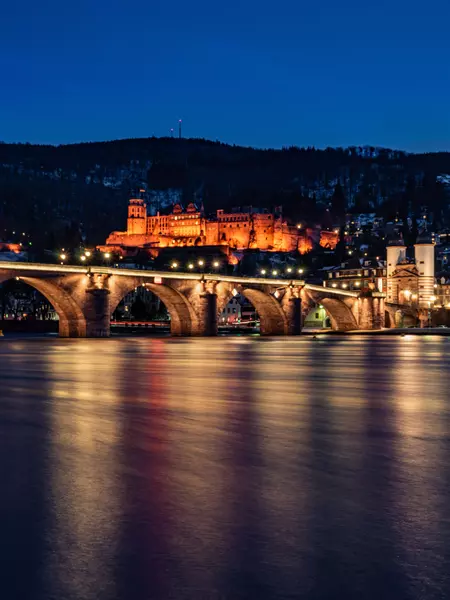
left=2, top=335, right=450, bottom=599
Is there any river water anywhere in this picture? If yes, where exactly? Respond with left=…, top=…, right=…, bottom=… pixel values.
left=1, top=335, right=450, bottom=600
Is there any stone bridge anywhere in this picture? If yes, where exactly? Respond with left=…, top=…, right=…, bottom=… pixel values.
left=0, top=263, right=385, bottom=337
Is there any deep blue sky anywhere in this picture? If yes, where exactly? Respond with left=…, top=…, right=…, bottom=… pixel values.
left=1, top=0, right=449, bottom=151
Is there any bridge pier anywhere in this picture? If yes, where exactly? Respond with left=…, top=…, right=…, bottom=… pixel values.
left=84, top=288, right=111, bottom=337
left=284, top=296, right=302, bottom=335
left=357, top=293, right=385, bottom=330
left=195, top=293, right=218, bottom=336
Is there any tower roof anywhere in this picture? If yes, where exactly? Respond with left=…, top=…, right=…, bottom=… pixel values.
left=387, top=236, right=405, bottom=247
left=415, top=232, right=433, bottom=245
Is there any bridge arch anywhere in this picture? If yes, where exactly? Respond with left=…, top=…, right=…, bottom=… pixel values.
left=241, top=288, right=288, bottom=335
left=217, top=283, right=289, bottom=335
left=302, top=290, right=358, bottom=331
left=0, top=276, right=87, bottom=337
left=109, top=279, right=199, bottom=336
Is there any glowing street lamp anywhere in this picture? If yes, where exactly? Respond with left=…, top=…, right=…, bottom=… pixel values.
left=80, top=255, right=86, bottom=262
left=171, top=262, right=178, bottom=269
left=188, top=263, right=194, bottom=270
left=213, top=261, right=220, bottom=268
left=104, top=252, right=111, bottom=260
left=198, top=259, right=204, bottom=267
left=260, top=269, right=267, bottom=275
left=298, top=268, right=304, bottom=274
left=272, top=270, right=278, bottom=276
left=286, top=267, right=292, bottom=273
left=60, top=253, right=66, bottom=261
left=85, top=251, right=91, bottom=257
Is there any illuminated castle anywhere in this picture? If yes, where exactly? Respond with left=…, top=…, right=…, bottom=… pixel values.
left=102, top=197, right=339, bottom=256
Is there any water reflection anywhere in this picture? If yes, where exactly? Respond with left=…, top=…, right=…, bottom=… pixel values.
left=1, top=336, right=450, bottom=599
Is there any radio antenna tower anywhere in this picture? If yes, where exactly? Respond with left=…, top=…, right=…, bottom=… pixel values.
left=178, top=119, right=182, bottom=139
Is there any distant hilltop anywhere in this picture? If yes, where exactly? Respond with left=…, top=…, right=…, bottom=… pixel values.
left=0, top=136, right=449, bottom=248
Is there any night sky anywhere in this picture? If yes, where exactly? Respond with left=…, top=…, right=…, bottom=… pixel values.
left=1, top=0, right=449, bottom=151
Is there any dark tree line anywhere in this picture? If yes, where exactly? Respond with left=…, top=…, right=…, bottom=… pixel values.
left=1, top=137, right=449, bottom=251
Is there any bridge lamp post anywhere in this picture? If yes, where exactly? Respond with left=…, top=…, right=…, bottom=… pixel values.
left=60, top=253, right=67, bottom=265
left=188, top=263, right=194, bottom=270
left=85, top=251, right=91, bottom=258
left=213, top=260, right=220, bottom=269
left=272, top=270, right=278, bottom=276
left=171, top=262, right=178, bottom=269
left=104, top=252, right=111, bottom=266
left=298, top=268, right=304, bottom=275
left=198, top=259, right=205, bottom=272
left=260, top=269, right=267, bottom=276
left=80, top=255, right=86, bottom=263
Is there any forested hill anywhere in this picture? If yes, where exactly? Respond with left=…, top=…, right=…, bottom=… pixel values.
left=0, top=136, right=449, bottom=249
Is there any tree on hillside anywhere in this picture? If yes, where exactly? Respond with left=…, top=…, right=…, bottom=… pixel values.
left=331, top=183, right=346, bottom=220
left=334, top=227, right=347, bottom=264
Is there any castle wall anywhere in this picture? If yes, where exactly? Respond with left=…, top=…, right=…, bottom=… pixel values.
left=320, top=230, right=339, bottom=250
left=205, top=221, right=220, bottom=246
left=253, top=214, right=274, bottom=249
left=127, top=217, right=147, bottom=235
left=217, top=211, right=251, bottom=249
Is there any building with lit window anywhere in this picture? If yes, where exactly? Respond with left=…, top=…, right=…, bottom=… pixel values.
left=323, top=258, right=386, bottom=293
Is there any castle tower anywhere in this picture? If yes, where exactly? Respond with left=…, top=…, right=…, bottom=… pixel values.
left=127, top=198, right=147, bottom=236
left=386, top=238, right=406, bottom=304
left=414, top=233, right=435, bottom=308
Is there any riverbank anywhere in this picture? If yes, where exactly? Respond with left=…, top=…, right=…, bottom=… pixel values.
left=303, top=328, right=450, bottom=335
